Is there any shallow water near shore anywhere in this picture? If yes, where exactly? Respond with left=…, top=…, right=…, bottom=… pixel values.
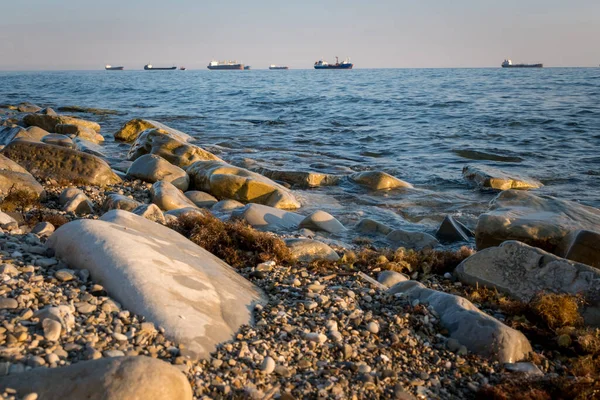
left=2, top=68, right=599, bottom=236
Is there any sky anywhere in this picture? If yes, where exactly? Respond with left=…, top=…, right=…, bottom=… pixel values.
left=0, top=0, right=598, bottom=70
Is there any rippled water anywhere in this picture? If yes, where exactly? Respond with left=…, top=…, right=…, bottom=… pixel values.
left=1, top=68, right=599, bottom=235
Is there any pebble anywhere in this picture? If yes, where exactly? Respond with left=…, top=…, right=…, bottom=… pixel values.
left=305, top=332, right=327, bottom=344
left=0, top=298, right=18, bottom=309
left=42, top=318, right=62, bottom=341
left=54, top=269, right=75, bottom=282
left=260, top=356, right=276, bottom=374
left=103, top=350, right=125, bottom=358
left=366, top=321, right=379, bottom=334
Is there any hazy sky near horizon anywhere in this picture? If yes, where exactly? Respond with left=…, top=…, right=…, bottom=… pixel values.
left=1, top=0, right=598, bottom=70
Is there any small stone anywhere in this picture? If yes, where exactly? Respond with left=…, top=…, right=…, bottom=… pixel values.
left=358, top=364, right=371, bottom=373
left=112, top=332, right=128, bottom=342
left=76, top=303, right=96, bottom=314
left=260, top=356, right=276, bottom=374
left=366, top=321, right=379, bottom=334
left=31, top=222, right=55, bottom=237
left=446, top=338, right=461, bottom=352
left=0, top=298, right=18, bottom=309
left=42, top=319, right=62, bottom=341
left=103, top=349, right=125, bottom=358
left=305, top=332, right=327, bottom=344
left=54, top=269, right=75, bottom=282
left=23, top=393, right=38, bottom=400
left=46, top=353, right=60, bottom=365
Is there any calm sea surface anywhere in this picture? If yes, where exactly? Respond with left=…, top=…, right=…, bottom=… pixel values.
left=1, top=68, right=599, bottom=235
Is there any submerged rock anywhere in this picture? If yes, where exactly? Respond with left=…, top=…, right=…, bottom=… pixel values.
left=150, top=181, right=198, bottom=211
left=350, top=171, right=413, bottom=190
left=1, top=141, right=121, bottom=186
left=456, top=241, right=600, bottom=326
left=115, top=118, right=192, bottom=142
left=355, top=218, right=393, bottom=235
left=285, top=238, right=340, bottom=262
left=231, top=203, right=304, bottom=231
left=388, top=280, right=532, bottom=363
left=47, top=210, right=265, bottom=360
left=475, top=190, right=600, bottom=253
left=127, top=154, right=189, bottom=191
left=187, top=160, right=301, bottom=209
left=463, top=165, right=542, bottom=191
left=299, top=210, right=346, bottom=234
left=23, top=113, right=101, bottom=133
left=386, top=229, right=439, bottom=250
left=16, top=102, right=41, bottom=113
left=127, top=128, right=221, bottom=167
left=0, top=356, right=192, bottom=400
left=255, top=167, right=342, bottom=188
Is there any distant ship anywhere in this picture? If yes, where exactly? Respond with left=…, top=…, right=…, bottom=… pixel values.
left=144, top=64, right=177, bottom=70
left=105, top=65, right=124, bottom=71
left=179, top=66, right=186, bottom=70
left=269, top=65, right=289, bottom=70
left=244, top=66, right=251, bottom=70
left=207, top=60, right=244, bottom=70
left=501, top=59, right=543, bottom=68
left=314, top=57, right=353, bottom=70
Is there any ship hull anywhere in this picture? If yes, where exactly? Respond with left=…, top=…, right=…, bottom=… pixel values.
left=144, top=66, right=176, bottom=70
left=207, top=65, right=244, bottom=70
left=269, top=67, right=289, bottom=70
left=105, top=67, right=124, bottom=70
left=314, top=64, right=353, bottom=70
left=502, top=64, right=543, bottom=68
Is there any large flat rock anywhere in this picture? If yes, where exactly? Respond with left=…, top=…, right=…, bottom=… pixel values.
left=127, top=128, right=221, bottom=168
left=456, top=241, right=600, bottom=326
left=187, top=160, right=301, bottom=209
left=475, top=190, right=600, bottom=253
left=253, top=167, right=342, bottom=188
left=115, top=118, right=192, bottom=142
left=0, top=356, right=192, bottom=400
left=23, top=113, right=101, bottom=133
left=388, top=280, right=532, bottom=363
left=463, top=165, right=542, bottom=191
left=1, top=141, right=121, bottom=186
left=46, top=210, right=265, bottom=359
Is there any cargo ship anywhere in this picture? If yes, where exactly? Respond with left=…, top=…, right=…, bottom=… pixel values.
left=269, top=65, right=289, bottom=70
left=179, top=66, right=186, bottom=70
left=105, top=65, right=124, bottom=70
left=144, top=64, right=177, bottom=70
left=207, top=60, right=244, bottom=70
left=501, top=59, right=543, bottom=68
left=244, top=66, right=251, bottom=70
left=314, top=57, right=353, bottom=70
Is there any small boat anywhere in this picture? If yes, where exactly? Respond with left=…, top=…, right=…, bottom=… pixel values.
left=207, top=60, right=244, bottom=70
left=105, top=65, right=124, bottom=71
left=144, top=64, right=177, bottom=70
left=501, top=59, right=543, bottom=68
left=244, top=66, right=251, bottom=70
left=179, top=66, right=186, bottom=70
left=269, top=65, right=289, bottom=70
left=314, top=57, right=353, bottom=70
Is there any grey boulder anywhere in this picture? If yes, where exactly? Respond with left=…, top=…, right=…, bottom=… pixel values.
left=231, top=204, right=304, bottom=231
left=127, top=154, right=190, bottom=191
left=298, top=210, right=346, bottom=234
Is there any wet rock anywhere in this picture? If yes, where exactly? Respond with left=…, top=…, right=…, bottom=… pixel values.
left=73, top=138, right=106, bottom=158
left=41, top=134, right=75, bottom=149
left=17, top=102, right=41, bottom=113
left=132, top=203, right=166, bottom=224
left=0, top=125, right=48, bottom=145
left=298, top=210, right=346, bottom=234
left=1, top=141, right=121, bottom=186
left=55, top=123, right=104, bottom=144
left=475, top=190, right=600, bottom=253
left=231, top=203, right=304, bottom=231
left=388, top=280, right=532, bottom=363
left=456, top=240, right=600, bottom=326
left=103, top=193, right=141, bottom=212
left=150, top=181, right=198, bottom=211
left=435, top=215, right=473, bottom=243
left=463, top=165, right=542, bottom=191
left=378, top=270, right=409, bottom=288
left=285, top=238, right=340, bottom=262
left=350, top=171, right=413, bottom=190
left=254, top=167, right=342, bottom=188
left=115, top=118, right=192, bottom=142
left=127, top=128, right=221, bottom=167
left=23, top=113, right=100, bottom=133
left=0, top=154, right=45, bottom=199
left=211, top=199, right=245, bottom=212
left=184, top=191, right=218, bottom=208
left=355, top=218, right=393, bottom=235
left=127, top=154, right=189, bottom=191
left=386, top=229, right=439, bottom=250
left=47, top=210, right=265, bottom=359
left=187, top=160, right=301, bottom=209
left=0, top=356, right=193, bottom=400
left=556, top=230, right=600, bottom=268
left=31, top=221, right=55, bottom=236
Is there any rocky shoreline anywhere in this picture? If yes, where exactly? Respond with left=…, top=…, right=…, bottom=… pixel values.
left=0, top=102, right=599, bottom=399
